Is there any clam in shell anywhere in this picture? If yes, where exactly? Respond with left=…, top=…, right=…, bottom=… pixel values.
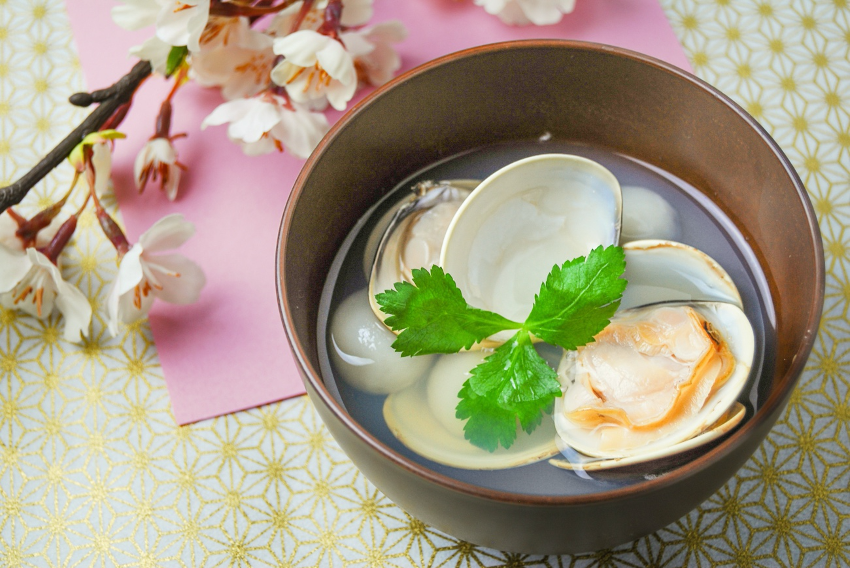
left=553, top=301, right=754, bottom=465
left=621, top=240, right=743, bottom=310
left=367, top=180, right=477, bottom=323
left=383, top=352, right=560, bottom=470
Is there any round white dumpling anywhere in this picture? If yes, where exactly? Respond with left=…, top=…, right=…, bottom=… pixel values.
left=426, top=352, right=488, bottom=439
left=621, top=185, right=680, bottom=243
left=329, top=290, right=434, bottom=394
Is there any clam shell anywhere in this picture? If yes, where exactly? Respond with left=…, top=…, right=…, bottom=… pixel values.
left=367, top=180, right=478, bottom=323
left=621, top=240, right=742, bottom=310
left=383, top=352, right=559, bottom=470
left=554, top=301, right=755, bottom=461
left=548, top=402, right=746, bottom=472
left=440, top=154, right=622, bottom=324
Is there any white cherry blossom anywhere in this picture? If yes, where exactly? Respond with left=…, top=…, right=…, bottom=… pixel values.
left=341, top=20, right=407, bottom=87
left=201, top=94, right=328, bottom=157
left=107, top=214, right=205, bottom=336
left=135, top=138, right=184, bottom=200
left=112, top=0, right=211, bottom=51
left=474, top=0, right=576, bottom=26
left=0, top=247, right=92, bottom=342
left=190, top=17, right=276, bottom=101
left=271, top=30, right=357, bottom=111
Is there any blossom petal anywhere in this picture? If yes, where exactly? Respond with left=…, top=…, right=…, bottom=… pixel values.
left=115, top=284, right=156, bottom=328
left=341, top=0, right=373, bottom=27
left=0, top=212, right=23, bottom=252
left=316, top=39, right=356, bottom=84
left=107, top=245, right=145, bottom=336
left=148, top=253, right=206, bottom=304
left=201, top=98, right=255, bottom=129
left=155, top=0, right=207, bottom=48
left=129, top=36, right=172, bottom=75
left=163, top=165, right=182, bottom=201
left=367, top=20, right=408, bottom=43
left=227, top=100, right=282, bottom=143
left=324, top=76, right=357, bottom=111
left=91, top=143, right=112, bottom=197
left=185, top=0, right=210, bottom=51
left=271, top=107, right=328, bottom=159
left=112, top=0, right=160, bottom=31
left=0, top=245, right=31, bottom=292
left=340, top=31, right=375, bottom=58
left=139, top=214, right=196, bottom=252
left=28, top=249, right=92, bottom=340
left=54, top=278, right=93, bottom=341
left=272, top=30, right=327, bottom=66
left=517, top=0, right=567, bottom=25
left=240, top=137, right=278, bottom=156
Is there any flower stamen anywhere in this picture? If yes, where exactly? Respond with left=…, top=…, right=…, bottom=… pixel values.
left=14, top=286, right=33, bottom=304
left=286, top=66, right=306, bottom=85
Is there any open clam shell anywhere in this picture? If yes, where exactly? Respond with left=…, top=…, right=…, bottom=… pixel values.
left=383, top=352, right=560, bottom=470
left=621, top=240, right=743, bottom=310
left=367, top=180, right=478, bottom=323
left=554, top=301, right=754, bottom=463
left=440, top=154, right=622, bottom=324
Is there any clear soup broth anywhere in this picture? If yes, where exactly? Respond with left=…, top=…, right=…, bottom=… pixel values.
left=317, top=140, right=776, bottom=497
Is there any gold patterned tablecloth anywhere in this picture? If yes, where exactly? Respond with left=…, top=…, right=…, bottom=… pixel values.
left=1, top=1, right=848, bottom=566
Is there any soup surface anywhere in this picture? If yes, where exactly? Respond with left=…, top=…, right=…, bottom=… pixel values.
left=317, top=140, right=776, bottom=497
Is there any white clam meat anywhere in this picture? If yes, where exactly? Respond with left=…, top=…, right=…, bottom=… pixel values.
left=440, top=154, right=622, bottom=323
left=329, top=291, right=434, bottom=394
left=621, top=240, right=742, bottom=310
left=368, top=180, right=477, bottom=322
left=554, top=301, right=754, bottom=461
left=383, top=352, right=559, bottom=469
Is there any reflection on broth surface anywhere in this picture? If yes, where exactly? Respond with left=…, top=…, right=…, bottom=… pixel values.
left=318, top=140, right=775, bottom=497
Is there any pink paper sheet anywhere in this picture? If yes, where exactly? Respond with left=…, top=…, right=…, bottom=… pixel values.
left=65, top=0, right=691, bottom=424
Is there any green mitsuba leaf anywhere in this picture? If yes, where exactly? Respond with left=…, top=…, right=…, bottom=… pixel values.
left=456, top=331, right=561, bottom=452
left=375, top=266, right=520, bottom=356
left=525, top=245, right=627, bottom=350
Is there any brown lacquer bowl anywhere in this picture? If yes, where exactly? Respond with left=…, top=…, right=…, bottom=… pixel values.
left=276, top=41, right=823, bottom=554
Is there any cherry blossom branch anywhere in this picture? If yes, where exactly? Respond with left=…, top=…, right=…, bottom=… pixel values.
left=0, top=59, right=151, bottom=214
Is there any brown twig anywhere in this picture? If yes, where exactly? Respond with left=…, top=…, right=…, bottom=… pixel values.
left=0, top=59, right=152, bottom=214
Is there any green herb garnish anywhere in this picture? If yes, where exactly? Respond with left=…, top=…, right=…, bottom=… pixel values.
left=375, top=245, right=628, bottom=452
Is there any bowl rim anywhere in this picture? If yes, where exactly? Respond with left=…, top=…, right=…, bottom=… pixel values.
left=277, top=39, right=825, bottom=506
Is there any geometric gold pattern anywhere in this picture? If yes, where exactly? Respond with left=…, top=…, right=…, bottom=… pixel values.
left=1, top=0, right=848, bottom=565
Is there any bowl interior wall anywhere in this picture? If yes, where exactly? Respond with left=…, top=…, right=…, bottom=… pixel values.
left=283, top=44, right=819, bottom=406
